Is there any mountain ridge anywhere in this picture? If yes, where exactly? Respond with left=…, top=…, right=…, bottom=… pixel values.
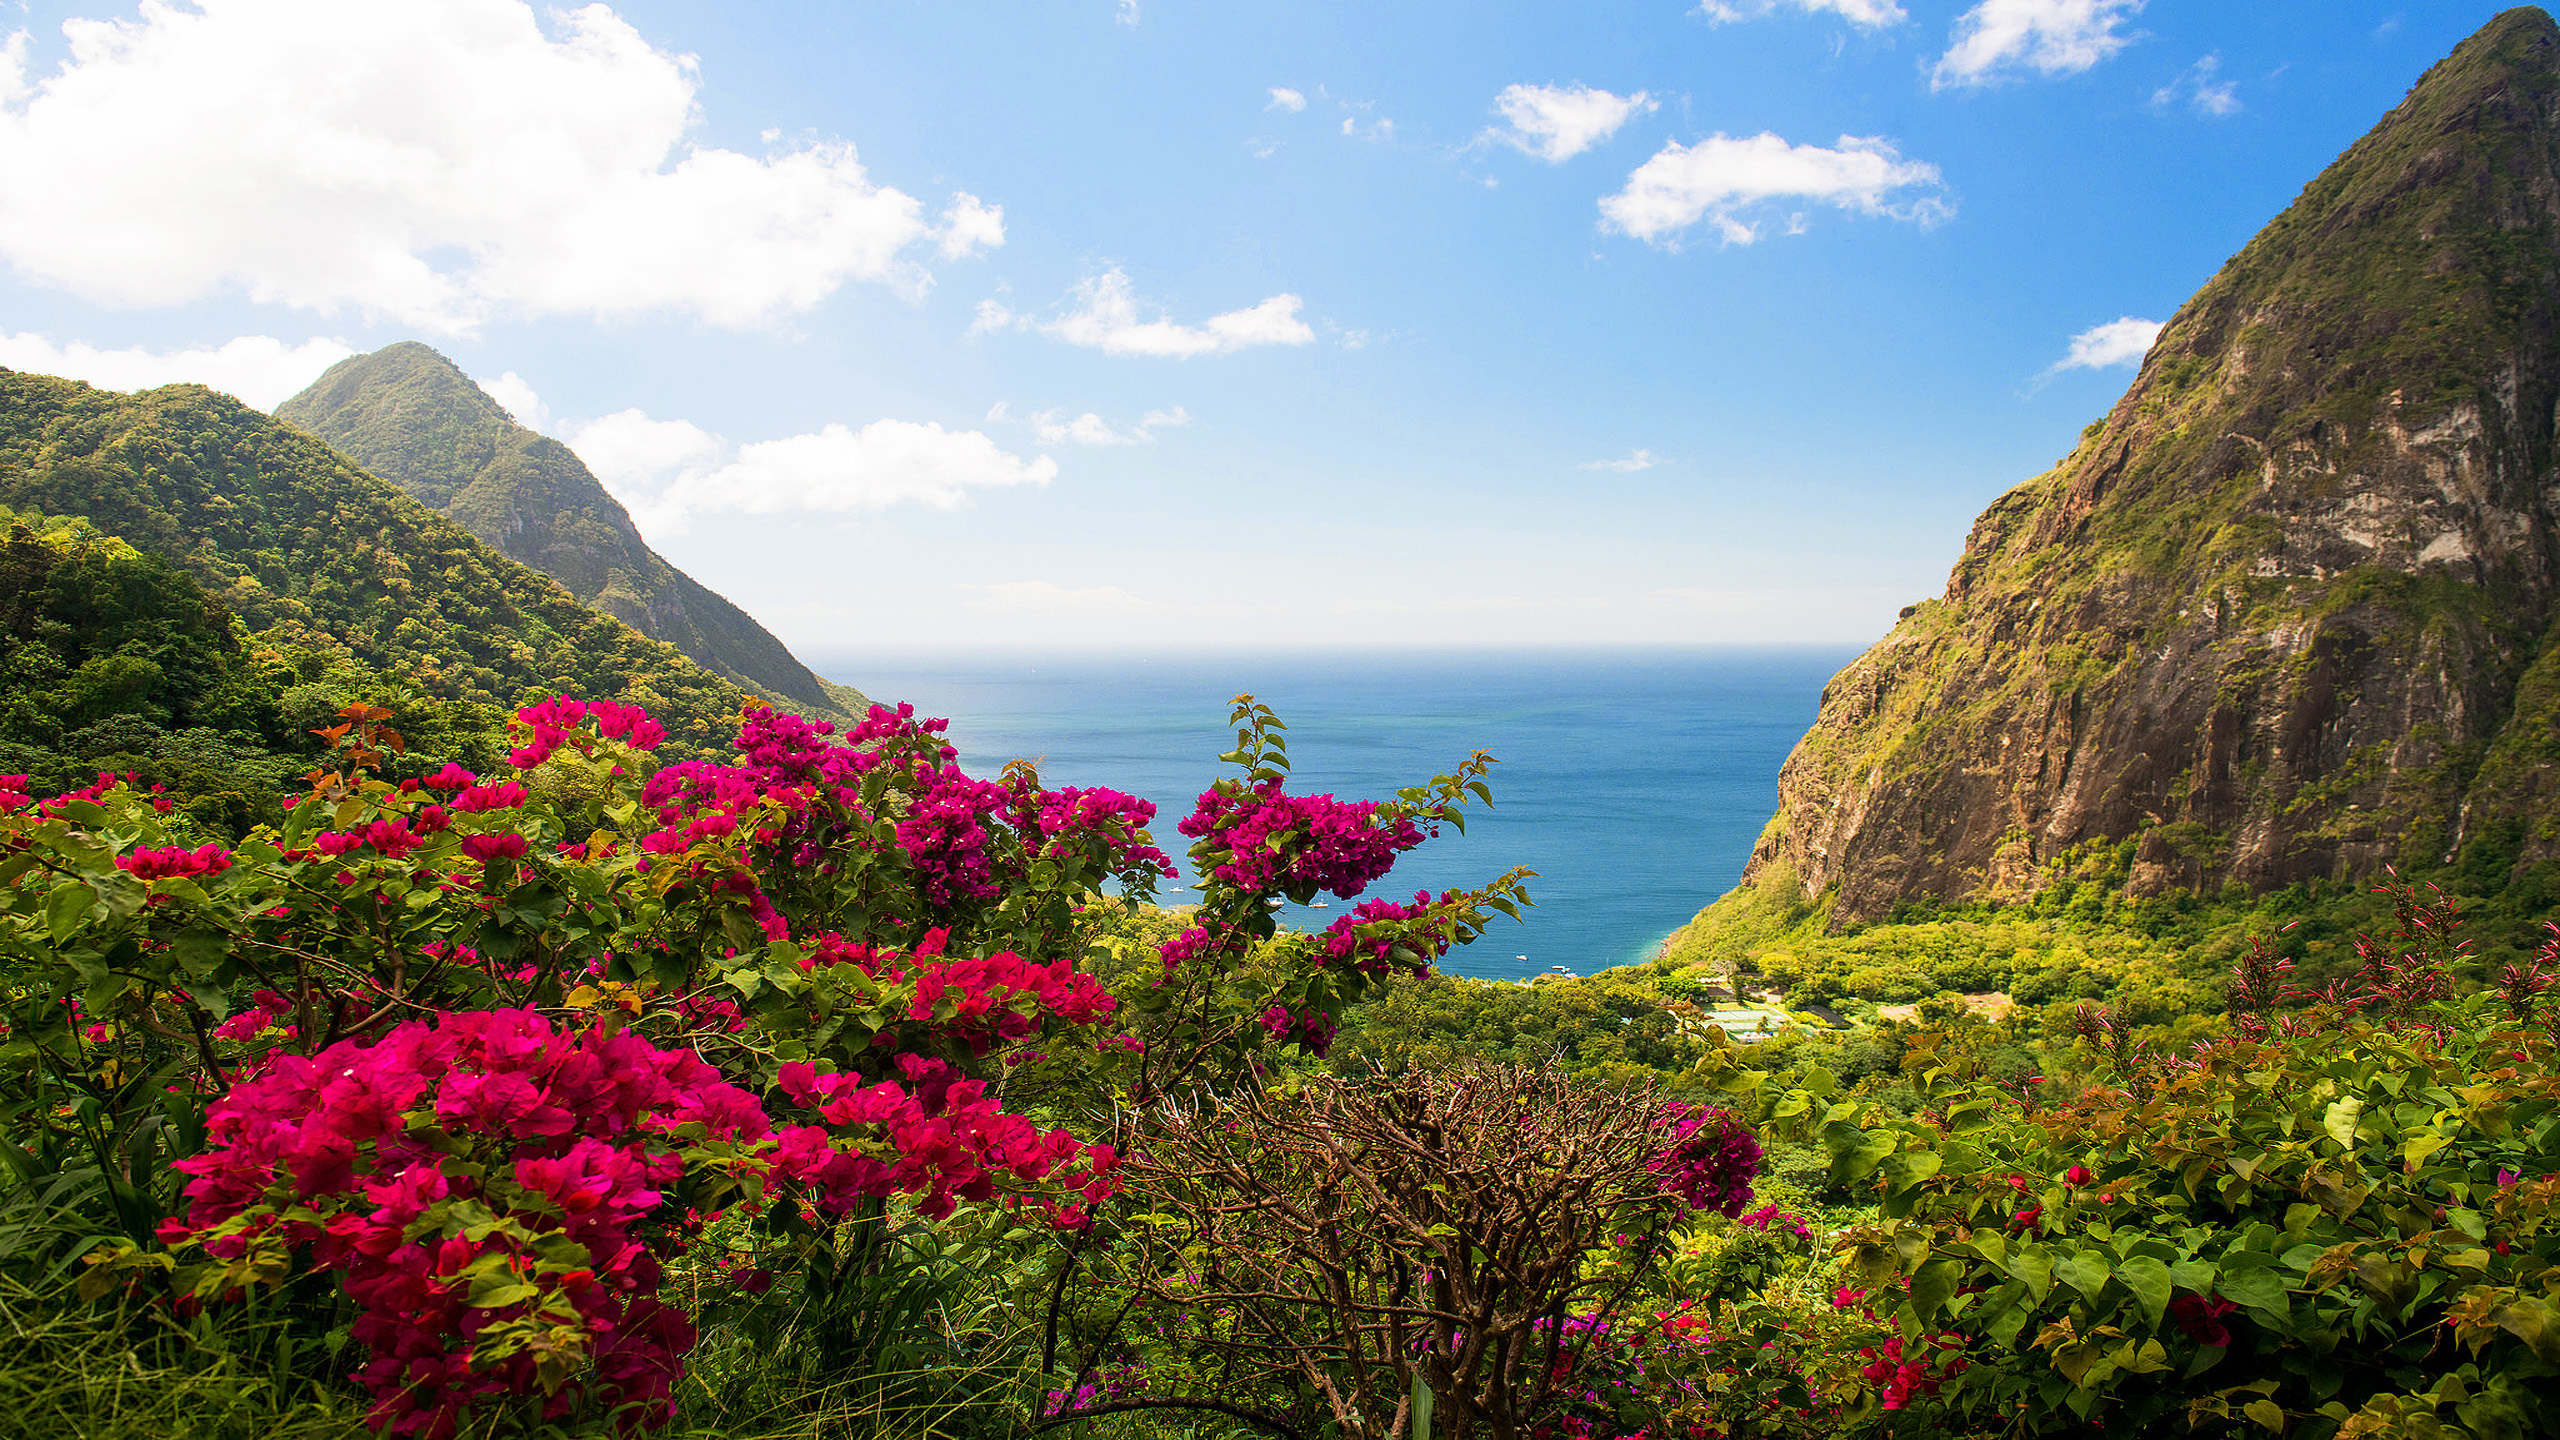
left=1695, top=6, right=2560, bottom=929
left=0, top=368, right=764, bottom=759
left=274, top=342, right=866, bottom=724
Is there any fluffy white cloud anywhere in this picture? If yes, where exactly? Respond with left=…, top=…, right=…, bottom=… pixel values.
left=1599, top=133, right=1947, bottom=246
left=2152, top=55, right=2240, bottom=116
left=935, top=194, right=1006, bottom=260
left=562, top=408, right=725, bottom=492
left=0, top=0, right=997, bottom=333
left=1267, top=87, right=1306, bottom=112
left=1932, top=0, right=2143, bottom=90
left=1696, top=0, right=1908, bottom=28
left=1030, top=406, right=1190, bottom=445
left=2051, top=316, right=2163, bottom=371
left=683, top=422, right=1050, bottom=517
left=1022, top=269, right=1315, bottom=358
left=1488, top=84, right=1655, bottom=163
left=1116, top=0, right=1140, bottom=26
left=507, top=385, right=1052, bottom=537
left=968, top=298, right=1017, bottom=337
left=474, top=370, right=551, bottom=430
left=0, top=331, right=351, bottom=410
left=1582, top=449, right=1665, bottom=472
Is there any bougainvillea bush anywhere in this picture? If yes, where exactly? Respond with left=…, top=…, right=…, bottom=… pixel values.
left=0, top=691, right=1528, bottom=1435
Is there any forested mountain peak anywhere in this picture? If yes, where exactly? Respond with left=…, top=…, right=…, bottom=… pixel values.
left=275, top=342, right=866, bottom=723
left=0, top=367, right=758, bottom=760
left=1699, top=6, right=2560, bottom=927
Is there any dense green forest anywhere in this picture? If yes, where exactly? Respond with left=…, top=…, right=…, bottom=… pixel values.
left=0, top=371, right=765, bottom=758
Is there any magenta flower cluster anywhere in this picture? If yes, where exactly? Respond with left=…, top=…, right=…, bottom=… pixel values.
left=116, top=842, right=235, bottom=881
left=1317, top=892, right=1455, bottom=976
left=165, top=1003, right=1119, bottom=1437
left=510, top=695, right=667, bottom=768
left=1256, top=1001, right=1339, bottom=1056
left=1177, top=778, right=1424, bottom=898
left=1647, top=1104, right=1763, bottom=1218
left=165, top=1008, right=758, bottom=1436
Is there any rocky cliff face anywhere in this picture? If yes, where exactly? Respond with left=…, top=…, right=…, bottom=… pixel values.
left=276, top=343, right=866, bottom=723
left=1735, top=8, right=2560, bottom=926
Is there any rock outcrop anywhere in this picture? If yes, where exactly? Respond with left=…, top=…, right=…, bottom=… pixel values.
left=276, top=343, right=866, bottom=723
left=1736, top=8, right=2560, bottom=925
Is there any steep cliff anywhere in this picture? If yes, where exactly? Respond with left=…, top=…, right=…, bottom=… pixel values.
left=1730, top=8, right=2560, bottom=926
left=275, top=343, right=867, bottom=723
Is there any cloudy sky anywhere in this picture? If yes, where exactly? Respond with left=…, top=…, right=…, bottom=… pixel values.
left=0, top=0, right=2509, bottom=657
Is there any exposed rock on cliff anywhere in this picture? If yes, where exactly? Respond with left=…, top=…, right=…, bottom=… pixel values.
left=276, top=343, right=866, bottom=723
left=1734, top=8, right=2560, bottom=926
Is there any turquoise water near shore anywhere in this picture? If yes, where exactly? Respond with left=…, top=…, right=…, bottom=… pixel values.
left=808, top=647, right=1858, bottom=983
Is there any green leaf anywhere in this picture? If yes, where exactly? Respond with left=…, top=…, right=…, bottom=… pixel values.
left=2116, top=1255, right=2172, bottom=1328
left=467, top=1272, right=542, bottom=1310
left=1909, top=1258, right=1963, bottom=1318
left=2401, top=1131, right=2453, bottom=1169
left=2007, top=1246, right=2054, bottom=1303
left=2054, top=1249, right=2113, bottom=1299
left=2243, top=1399, right=2285, bottom=1432
left=45, top=880, right=96, bottom=943
left=2498, top=1297, right=2560, bottom=1363
left=1714, top=1067, right=1769, bottom=1095
left=2323, top=1097, right=2366, bottom=1149
left=2214, top=1266, right=2290, bottom=1317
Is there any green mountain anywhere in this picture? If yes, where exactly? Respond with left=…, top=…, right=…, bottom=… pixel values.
left=0, top=368, right=766, bottom=760
left=1689, top=8, right=2560, bottom=933
left=274, top=342, right=866, bottom=724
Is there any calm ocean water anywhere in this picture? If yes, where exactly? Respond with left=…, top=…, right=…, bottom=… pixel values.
left=806, top=647, right=1859, bottom=983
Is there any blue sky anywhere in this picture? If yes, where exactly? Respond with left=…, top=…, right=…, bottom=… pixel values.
left=0, top=0, right=2515, bottom=658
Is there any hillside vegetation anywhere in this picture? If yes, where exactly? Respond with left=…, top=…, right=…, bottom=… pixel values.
left=0, top=370, right=760, bottom=759
left=275, top=342, right=867, bottom=724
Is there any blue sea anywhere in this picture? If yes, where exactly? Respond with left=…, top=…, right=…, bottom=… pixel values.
left=804, top=647, right=1858, bottom=983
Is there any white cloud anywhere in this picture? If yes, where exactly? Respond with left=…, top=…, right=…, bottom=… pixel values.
left=1267, top=87, right=1306, bottom=112
left=563, top=408, right=724, bottom=494
left=967, top=580, right=1146, bottom=613
left=0, top=331, right=351, bottom=410
left=1116, top=0, right=1140, bottom=26
left=2151, top=55, right=2240, bottom=116
left=1024, top=268, right=1316, bottom=358
left=1933, top=0, right=2143, bottom=89
left=1029, top=405, right=1190, bottom=445
left=474, top=370, right=551, bottom=431
left=1582, top=449, right=1666, bottom=472
left=935, top=193, right=1006, bottom=260
left=1696, top=0, right=1908, bottom=28
left=969, top=298, right=1017, bottom=336
left=1488, top=84, right=1656, bottom=163
left=0, top=0, right=995, bottom=333
left=1599, top=132, right=1948, bottom=247
left=558, top=409, right=1052, bottom=536
left=2050, top=316, right=2162, bottom=372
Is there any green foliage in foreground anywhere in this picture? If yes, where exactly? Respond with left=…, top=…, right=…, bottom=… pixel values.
left=1737, top=893, right=2560, bottom=1436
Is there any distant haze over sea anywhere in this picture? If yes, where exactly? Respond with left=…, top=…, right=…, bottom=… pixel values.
left=811, top=647, right=1858, bottom=982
